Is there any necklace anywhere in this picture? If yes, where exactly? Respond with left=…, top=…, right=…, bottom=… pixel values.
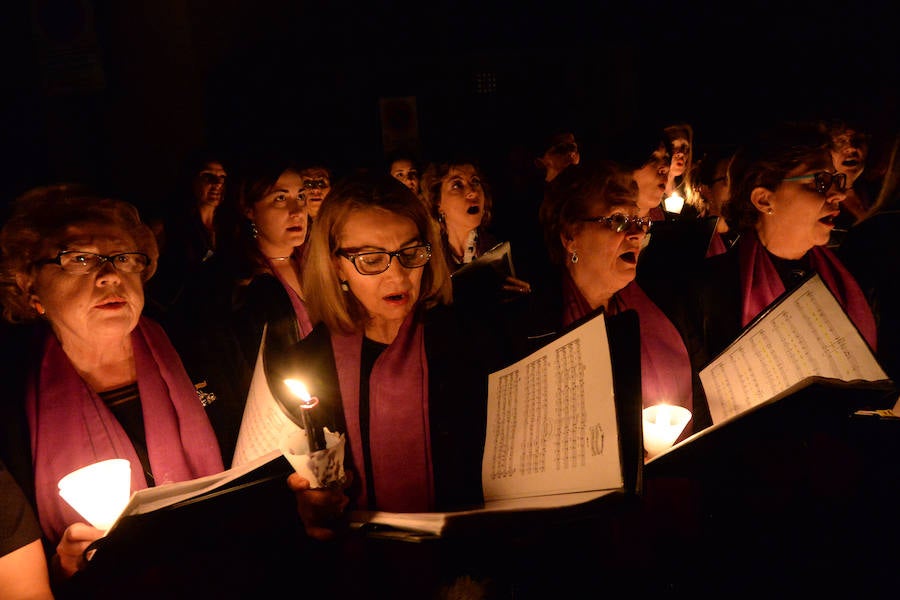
left=266, top=255, right=292, bottom=262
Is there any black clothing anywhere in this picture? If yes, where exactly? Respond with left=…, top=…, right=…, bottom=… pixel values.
left=839, top=210, right=900, bottom=382
left=0, top=458, right=42, bottom=558
left=270, top=303, right=510, bottom=513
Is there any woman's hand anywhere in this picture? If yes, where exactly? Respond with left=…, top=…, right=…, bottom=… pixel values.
left=55, top=522, right=104, bottom=578
left=287, top=471, right=352, bottom=541
left=501, top=275, right=532, bottom=298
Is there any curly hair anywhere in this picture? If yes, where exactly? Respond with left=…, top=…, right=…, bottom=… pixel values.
left=302, top=171, right=452, bottom=335
left=0, top=185, right=159, bottom=323
left=420, top=158, right=494, bottom=230
left=725, top=121, right=832, bottom=233
left=539, top=159, right=638, bottom=266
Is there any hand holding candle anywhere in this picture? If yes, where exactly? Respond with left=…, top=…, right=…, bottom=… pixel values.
left=281, top=378, right=347, bottom=489
left=642, top=403, right=692, bottom=459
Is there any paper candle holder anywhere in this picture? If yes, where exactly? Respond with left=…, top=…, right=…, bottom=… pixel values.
left=642, top=404, right=692, bottom=459
left=58, top=458, right=132, bottom=531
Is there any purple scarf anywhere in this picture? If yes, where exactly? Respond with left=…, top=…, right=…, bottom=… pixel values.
left=562, top=272, right=693, bottom=414
left=706, top=232, right=727, bottom=258
left=268, top=258, right=313, bottom=337
left=330, top=313, right=433, bottom=512
left=27, top=318, right=224, bottom=543
left=739, top=230, right=877, bottom=350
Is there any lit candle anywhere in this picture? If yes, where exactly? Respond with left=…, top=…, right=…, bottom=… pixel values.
left=642, top=403, right=692, bottom=459
left=284, top=378, right=326, bottom=452
left=663, top=191, right=685, bottom=214
left=58, top=459, right=132, bottom=531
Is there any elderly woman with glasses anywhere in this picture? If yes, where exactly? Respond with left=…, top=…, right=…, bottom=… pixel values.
left=504, top=159, right=696, bottom=435
left=674, top=121, right=877, bottom=374
left=270, top=172, right=508, bottom=536
left=0, top=186, right=223, bottom=586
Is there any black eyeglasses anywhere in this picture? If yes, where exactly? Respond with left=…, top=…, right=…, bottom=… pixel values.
left=580, top=213, right=652, bottom=234
left=39, top=251, right=151, bottom=274
left=338, top=243, right=432, bottom=275
left=781, top=171, right=847, bottom=195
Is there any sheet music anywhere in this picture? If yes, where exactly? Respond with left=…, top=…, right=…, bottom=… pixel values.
left=700, top=274, right=888, bottom=424
left=232, top=329, right=302, bottom=467
left=482, top=313, right=622, bottom=501
left=450, top=240, right=516, bottom=279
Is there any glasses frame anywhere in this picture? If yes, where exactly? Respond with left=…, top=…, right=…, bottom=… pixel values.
left=579, top=213, right=652, bottom=234
left=337, top=243, right=432, bottom=276
left=38, top=250, right=152, bottom=275
left=781, top=171, right=847, bottom=195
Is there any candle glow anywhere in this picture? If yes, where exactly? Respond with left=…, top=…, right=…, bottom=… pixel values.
left=642, top=403, right=692, bottom=459
left=58, top=458, right=132, bottom=532
left=663, top=191, right=685, bottom=214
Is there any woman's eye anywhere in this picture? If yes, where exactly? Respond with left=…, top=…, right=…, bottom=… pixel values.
left=360, top=254, right=384, bottom=266
left=470, top=178, right=481, bottom=189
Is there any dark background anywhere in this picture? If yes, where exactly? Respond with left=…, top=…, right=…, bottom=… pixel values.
left=2, top=0, right=899, bottom=217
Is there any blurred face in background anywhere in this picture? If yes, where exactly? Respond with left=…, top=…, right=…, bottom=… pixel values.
left=830, top=129, right=868, bottom=185
left=668, top=138, right=690, bottom=178
left=700, top=157, right=731, bottom=218
left=632, top=145, right=670, bottom=215
left=300, top=167, right=332, bottom=219
left=390, top=159, right=420, bottom=193
left=193, top=161, right=227, bottom=208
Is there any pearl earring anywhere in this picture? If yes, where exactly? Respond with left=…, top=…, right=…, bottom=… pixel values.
left=340, top=280, right=350, bottom=292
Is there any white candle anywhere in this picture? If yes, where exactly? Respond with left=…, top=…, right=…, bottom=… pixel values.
left=284, top=378, right=325, bottom=452
left=642, top=403, right=692, bottom=459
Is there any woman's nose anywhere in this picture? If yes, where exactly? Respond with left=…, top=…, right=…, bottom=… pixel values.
left=826, top=188, right=846, bottom=204
left=95, top=260, right=122, bottom=284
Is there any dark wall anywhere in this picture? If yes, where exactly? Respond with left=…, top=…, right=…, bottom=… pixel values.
left=3, top=0, right=899, bottom=217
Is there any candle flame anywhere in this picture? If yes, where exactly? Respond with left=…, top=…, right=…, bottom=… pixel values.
left=284, top=378, right=315, bottom=407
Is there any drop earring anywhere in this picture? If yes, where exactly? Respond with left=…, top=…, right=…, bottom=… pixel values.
left=250, top=221, right=259, bottom=238
left=340, top=280, right=350, bottom=292
left=33, top=300, right=45, bottom=315
left=767, top=208, right=774, bottom=215
left=570, top=251, right=579, bottom=264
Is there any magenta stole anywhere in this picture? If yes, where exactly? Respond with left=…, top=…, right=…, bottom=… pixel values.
left=27, top=318, right=224, bottom=543
left=562, top=272, right=693, bottom=413
left=268, top=260, right=313, bottom=337
left=330, top=313, right=433, bottom=512
left=739, top=230, right=877, bottom=350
